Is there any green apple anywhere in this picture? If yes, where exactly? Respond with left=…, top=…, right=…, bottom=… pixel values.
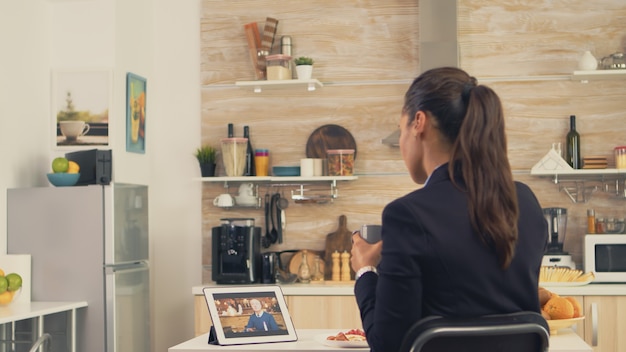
left=0, top=277, right=7, bottom=294
left=52, top=157, right=69, bottom=173
left=6, top=273, right=22, bottom=291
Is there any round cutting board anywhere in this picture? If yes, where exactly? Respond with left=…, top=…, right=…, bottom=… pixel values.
left=305, top=124, right=357, bottom=159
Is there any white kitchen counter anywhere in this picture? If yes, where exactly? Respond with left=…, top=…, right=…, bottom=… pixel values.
left=169, top=328, right=591, bottom=352
left=193, top=283, right=626, bottom=296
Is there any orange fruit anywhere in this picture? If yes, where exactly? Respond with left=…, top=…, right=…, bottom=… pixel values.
left=67, top=161, right=80, bottom=174
left=543, top=296, right=574, bottom=320
left=565, top=297, right=583, bottom=318
left=0, top=291, right=13, bottom=305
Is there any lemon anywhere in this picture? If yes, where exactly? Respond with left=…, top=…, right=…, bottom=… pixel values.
left=6, top=273, right=22, bottom=291
left=52, top=157, right=69, bottom=173
left=0, top=291, right=13, bottom=305
left=67, top=161, right=80, bottom=174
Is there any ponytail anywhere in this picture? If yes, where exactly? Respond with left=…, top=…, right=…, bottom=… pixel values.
left=450, top=85, right=519, bottom=269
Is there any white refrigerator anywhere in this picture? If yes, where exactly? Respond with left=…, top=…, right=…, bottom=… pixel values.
left=7, top=183, right=150, bottom=352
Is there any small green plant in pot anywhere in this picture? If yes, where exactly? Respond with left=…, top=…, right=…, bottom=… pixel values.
left=294, top=56, right=314, bottom=79
left=195, top=145, right=218, bottom=177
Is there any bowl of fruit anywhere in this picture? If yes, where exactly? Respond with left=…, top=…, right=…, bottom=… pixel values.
left=0, top=270, right=23, bottom=306
left=47, top=157, right=80, bottom=187
left=539, top=287, right=585, bottom=334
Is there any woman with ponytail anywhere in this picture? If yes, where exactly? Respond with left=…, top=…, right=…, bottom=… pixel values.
left=350, top=67, right=548, bottom=352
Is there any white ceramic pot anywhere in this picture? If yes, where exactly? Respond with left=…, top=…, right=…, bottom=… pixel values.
left=578, top=51, right=598, bottom=71
left=295, top=65, right=313, bottom=79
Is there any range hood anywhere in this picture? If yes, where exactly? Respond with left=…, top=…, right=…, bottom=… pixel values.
left=383, top=0, right=458, bottom=147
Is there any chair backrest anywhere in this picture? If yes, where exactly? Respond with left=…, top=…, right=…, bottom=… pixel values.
left=399, top=311, right=550, bottom=352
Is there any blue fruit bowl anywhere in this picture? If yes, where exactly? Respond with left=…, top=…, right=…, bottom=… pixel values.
left=47, top=173, right=80, bottom=187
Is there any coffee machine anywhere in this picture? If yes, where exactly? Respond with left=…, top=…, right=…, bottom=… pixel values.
left=212, top=218, right=261, bottom=284
left=541, top=208, right=576, bottom=269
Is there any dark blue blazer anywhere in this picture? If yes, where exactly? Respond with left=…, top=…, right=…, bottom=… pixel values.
left=354, top=164, right=548, bottom=352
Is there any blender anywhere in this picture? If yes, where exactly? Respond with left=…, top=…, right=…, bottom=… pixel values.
left=541, top=208, right=576, bottom=269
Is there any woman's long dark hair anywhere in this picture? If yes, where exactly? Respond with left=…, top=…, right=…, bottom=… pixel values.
left=403, top=67, right=519, bottom=269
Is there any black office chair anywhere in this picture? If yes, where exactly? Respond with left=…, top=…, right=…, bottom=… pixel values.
left=399, top=311, right=550, bottom=352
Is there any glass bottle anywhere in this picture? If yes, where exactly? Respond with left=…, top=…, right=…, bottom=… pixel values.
left=227, top=123, right=234, bottom=138
left=243, top=126, right=256, bottom=176
left=311, top=255, right=324, bottom=282
left=587, top=209, right=596, bottom=234
left=297, top=250, right=311, bottom=283
left=565, top=115, right=581, bottom=169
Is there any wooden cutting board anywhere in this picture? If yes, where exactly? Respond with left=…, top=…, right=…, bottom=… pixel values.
left=305, top=124, right=357, bottom=159
left=323, top=215, right=355, bottom=280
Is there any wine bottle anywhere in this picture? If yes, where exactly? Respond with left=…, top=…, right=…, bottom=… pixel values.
left=243, top=126, right=256, bottom=176
left=227, top=123, right=234, bottom=138
left=566, top=115, right=581, bottom=169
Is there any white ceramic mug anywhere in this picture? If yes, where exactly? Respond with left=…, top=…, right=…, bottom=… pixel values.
left=238, top=183, right=255, bottom=197
left=60, top=121, right=90, bottom=141
left=313, top=158, right=324, bottom=176
left=213, top=194, right=234, bottom=207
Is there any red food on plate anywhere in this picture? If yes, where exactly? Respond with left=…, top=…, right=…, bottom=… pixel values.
left=327, top=329, right=366, bottom=341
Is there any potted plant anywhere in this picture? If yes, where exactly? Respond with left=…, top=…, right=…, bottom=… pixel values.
left=294, top=56, right=314, bottom=80
left=195, top=145, right=218, bottom=177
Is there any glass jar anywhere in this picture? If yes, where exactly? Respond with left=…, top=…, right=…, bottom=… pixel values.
left=327, top=149, right=355, bottom=176
left=265, top=54, right=292, bottom=80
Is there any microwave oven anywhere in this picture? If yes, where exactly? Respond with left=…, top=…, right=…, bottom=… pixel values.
left=584, top=234, right=626, bottom=283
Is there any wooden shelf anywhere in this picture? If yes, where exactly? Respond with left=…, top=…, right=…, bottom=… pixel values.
left=235, top=79, right=323, bottom=92
left=571, top=70, right=626, bottom=82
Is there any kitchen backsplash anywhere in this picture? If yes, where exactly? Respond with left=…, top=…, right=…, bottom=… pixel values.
left=199, top=0, right=626, bottom=282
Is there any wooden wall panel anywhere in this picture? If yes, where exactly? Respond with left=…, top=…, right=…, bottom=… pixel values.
left=200, top=0, right=626, bottom=281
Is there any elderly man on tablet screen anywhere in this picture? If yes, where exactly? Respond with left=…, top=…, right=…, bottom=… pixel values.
left=244, top=299, right=279, bottom=332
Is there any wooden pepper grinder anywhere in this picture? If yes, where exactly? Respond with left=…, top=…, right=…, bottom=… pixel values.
left=331, top=251, right=340, bottom=281
left=341, top=250, right=351, bottom=281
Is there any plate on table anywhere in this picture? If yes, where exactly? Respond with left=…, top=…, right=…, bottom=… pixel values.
left=315, top=333, right=369, bottom=348
left=547, top=316, right=585, bottom=334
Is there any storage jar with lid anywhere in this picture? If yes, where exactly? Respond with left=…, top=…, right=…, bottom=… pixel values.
left=615, top=146, right=626, bottom=169
left=327, top=149, right=355, bottom=176
left=265, top=54, right=292, bottom=80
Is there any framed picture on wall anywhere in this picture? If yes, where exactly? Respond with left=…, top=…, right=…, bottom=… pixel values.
left=126, top=72, right=147, bottom=154
left=51, top=69, right=112, bottom=149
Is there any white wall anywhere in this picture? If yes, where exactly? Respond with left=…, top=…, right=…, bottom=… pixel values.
left=0, top=1, right=202, bottom=351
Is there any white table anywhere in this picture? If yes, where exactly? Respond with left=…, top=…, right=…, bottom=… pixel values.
left=169, top=328, right=592, bottom=352
left=0, top=301, right=88, bottom=352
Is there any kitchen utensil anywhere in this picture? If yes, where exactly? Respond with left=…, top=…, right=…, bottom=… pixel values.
left=262, top=194, right=271, bottom=248
left=288, top=249, right=325, bottom=275
left=257, top=17, right=279, bottom=72
left=269, top=193, right=279, bottom=244
left=277, top=193, right=289, bottom=233
left=274, top=192, right=283, bottom=244
left=243, top=22, right=264, bottom=79
left=306, top=124, right=357, bottom=160
left=323, top=215, right=354, bottom=280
